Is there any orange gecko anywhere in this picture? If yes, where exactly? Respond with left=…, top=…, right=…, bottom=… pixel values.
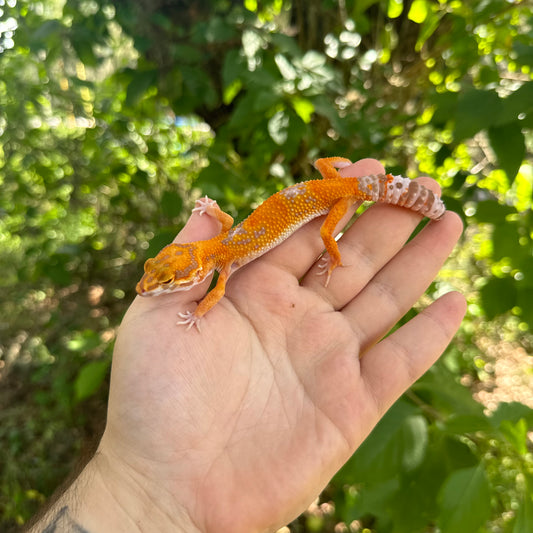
left=136, top=157, right=445, bottom=330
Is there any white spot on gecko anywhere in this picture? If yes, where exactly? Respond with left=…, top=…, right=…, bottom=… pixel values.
left=280, top=182, right=306, bottom=199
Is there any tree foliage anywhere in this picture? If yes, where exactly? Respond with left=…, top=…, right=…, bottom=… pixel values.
left=1, top=0, right=532, bottom=531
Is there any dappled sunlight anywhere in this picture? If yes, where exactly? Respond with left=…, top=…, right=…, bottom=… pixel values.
left=1, top=0, right=533, bottom=530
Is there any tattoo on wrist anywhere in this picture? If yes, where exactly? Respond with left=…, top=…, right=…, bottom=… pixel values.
left=40, top=506, right=89, bottom=533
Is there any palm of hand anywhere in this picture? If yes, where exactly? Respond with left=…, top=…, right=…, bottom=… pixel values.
left=101, top=159, right=465, bottom=533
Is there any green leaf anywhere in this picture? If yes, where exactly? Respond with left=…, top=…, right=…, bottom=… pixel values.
left=488, top=123, right=525, bottom=182
left=513, top=490, right=533, bottom=533
left=431, top=91, right=458, bottom=127
left=474, top=200, right=516, bottom=223
left=291, top=97, right=315, bottom=123
left=223, top=79, right=243, bottom=105
left=444, top=414, right=493, bottom=435
left=172, top=44, right=203, bottom=64
left=477, top=65, right=500, bottom=86
left=480, top=277, right=517, bottom=319
left=518, top=287, right=533, bottom=329
left=492, top=221, right=523, bottom=261
left=412, top=365, right=485, bottom=416
left=513, top=41, right=533, bottom=68
left=125, top=69, right=157, bottom=107
left=500, top=418, right=529, bottom=455
left=74, top=360, right=110, bottom=402
left=416, top=10, right=441, bottom=51
left=349, top=477, right=400, bottom=520
left=343, top=400, right=428, bottom=483
left=388, top=0, right=403, bottom=19
left=386, top=469, right=439, bottom=533
left=222, top=49, right=245, bottom=88
left=438, top=465, right=491, bottom=533
left=67, top=330, right=102, bottom=352
left=150, top=12, right=173, bottom=31
left=30, top=20, right=64, bottom=47
left=161, top=190, right=184, bottom=218
left=496, top=82, right=533, bottom=125
left=244, top=0, right=257, bottom=12
left=441, top=436, right=479, bottom=470
left=454, top=89, right=501, bottom=141
left=408, top=0, right=429, bottom=24
left=204, top=16, right=237, bottom=43
left=70, top=25, right=98, bottom=66
left=490, top=402, right=533, bottom=428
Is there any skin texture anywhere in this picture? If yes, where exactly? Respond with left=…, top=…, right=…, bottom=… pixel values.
left=136, top=157, right=446, bottom=330
left=28, top=158, right=466, bottom=533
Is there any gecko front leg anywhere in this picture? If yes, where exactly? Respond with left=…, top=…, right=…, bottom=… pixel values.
left=177, top=263, right=232, bottom=331
left=172, top=198, right=235, bottom=331
left=314, top=157, right=352, bottom=179
left=193, top=196, right=234, bottom=231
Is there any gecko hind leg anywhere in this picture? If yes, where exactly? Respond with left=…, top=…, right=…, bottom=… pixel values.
left=317, top=196, right=355, bottom=286
left=314, top=157, right=353, bottom=180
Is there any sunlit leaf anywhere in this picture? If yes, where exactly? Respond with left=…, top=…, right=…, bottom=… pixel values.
left=275, top=53, right=297, bottom=80
left=500, top=418, right=528, bottom=456
left=388, top=0, right=403, bottom=18
left=67, top=330, right=102, bottom=352
left=291, top=97, right=314, bottom=123
left=408, top=0, right=428, bottom=24
left=3, top=0, right=533, bottom=528
left=268, top=109, right=289, bottom=145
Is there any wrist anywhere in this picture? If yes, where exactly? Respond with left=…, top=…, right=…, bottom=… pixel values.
left=28, top=446, right=201, bottom=533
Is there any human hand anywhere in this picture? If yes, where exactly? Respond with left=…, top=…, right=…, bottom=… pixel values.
left=32, top=158, right=466, bottom=533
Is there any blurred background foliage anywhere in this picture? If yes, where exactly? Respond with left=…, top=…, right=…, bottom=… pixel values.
left=1, top=0, right=532, bottom=531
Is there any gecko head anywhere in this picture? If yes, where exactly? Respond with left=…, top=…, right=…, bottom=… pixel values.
left=136, top=243, right=211, bottom=296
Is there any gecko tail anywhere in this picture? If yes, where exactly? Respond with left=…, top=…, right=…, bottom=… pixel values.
left=357, top=174, right=446, bottom=220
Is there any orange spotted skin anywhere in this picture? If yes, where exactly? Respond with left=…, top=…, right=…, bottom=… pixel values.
left=136, top=157, right=445, bottom=330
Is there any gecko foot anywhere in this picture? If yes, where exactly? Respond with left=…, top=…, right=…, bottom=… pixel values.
left=316, top=255, right=342, bottom=286
left=316, top=256, right=333, bottom=286
left=177, top=310, right=202, bottom=332
left=192, top=196, right=218, bottom=216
